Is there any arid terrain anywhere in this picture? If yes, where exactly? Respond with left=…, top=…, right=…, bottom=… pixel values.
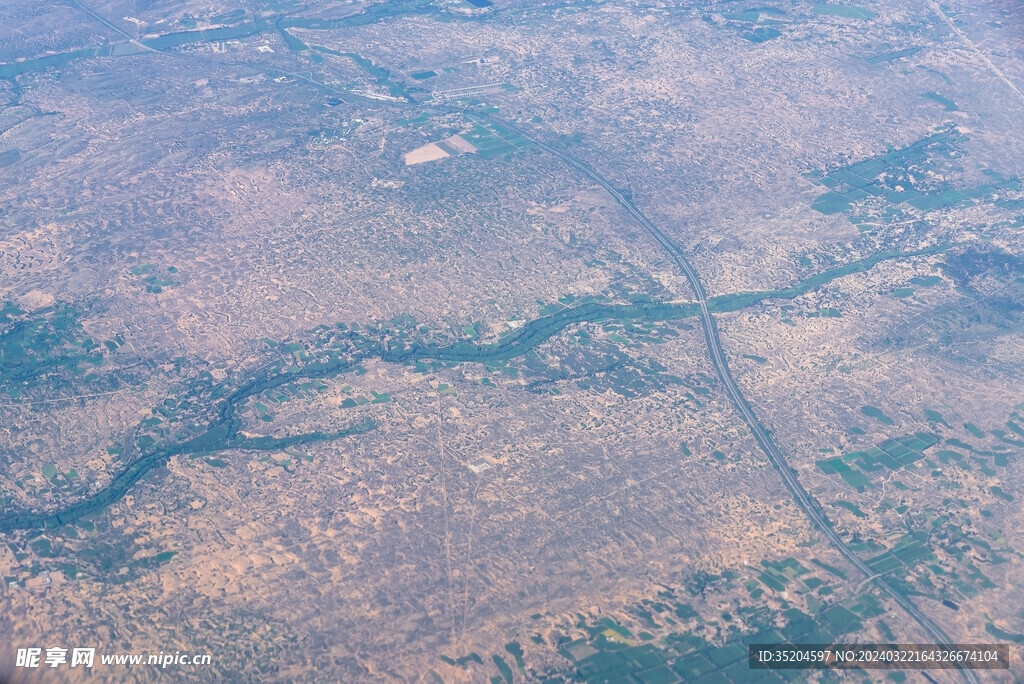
left=1, top=0, right=1023, bottom=682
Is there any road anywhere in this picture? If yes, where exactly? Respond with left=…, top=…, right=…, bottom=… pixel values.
left=475, top=112, right=977, bottom=683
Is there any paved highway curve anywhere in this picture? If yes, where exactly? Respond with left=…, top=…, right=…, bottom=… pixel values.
left=474, top=112, right=978, bottom=683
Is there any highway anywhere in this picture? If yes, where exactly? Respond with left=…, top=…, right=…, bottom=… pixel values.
left=476, top=112, right=978, bottom=683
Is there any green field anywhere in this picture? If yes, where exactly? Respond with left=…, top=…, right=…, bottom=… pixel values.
left=835, top=500, right=867, bottom=518
left=911, top=275, right=943, bottom=286
left=861, top=405, right=894, bottom=425
left=810, top=128, right=1019, bottom=216
left=965, top=422, right=986, bottom=439
left=742, top=27, right=781, bottom=43
left=986, top=622, right=1024, bottom=644
left=866, top=47, right=921, bottom=65
left=921, top=91, right=958, bottom=111
left=462, top=120, right=534, bottom=159
left=819, top=432, right=939, bottom=490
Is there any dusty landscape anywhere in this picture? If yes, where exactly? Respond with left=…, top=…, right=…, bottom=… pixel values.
left=1, top=0, right=1023, bottom=682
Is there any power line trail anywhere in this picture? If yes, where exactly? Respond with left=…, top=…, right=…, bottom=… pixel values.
left=925, top=0, right=1024, bottom=105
